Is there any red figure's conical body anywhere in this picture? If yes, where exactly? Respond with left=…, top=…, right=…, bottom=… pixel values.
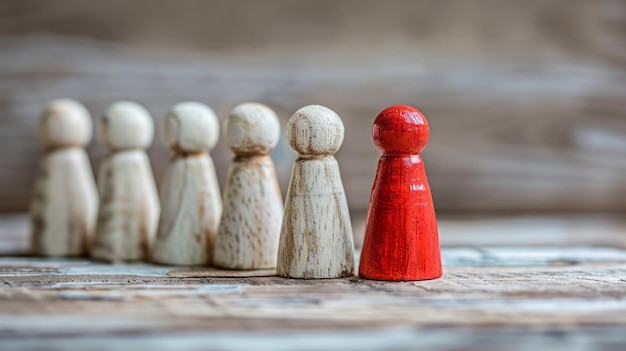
left=359, top=105, right=442, bottom=281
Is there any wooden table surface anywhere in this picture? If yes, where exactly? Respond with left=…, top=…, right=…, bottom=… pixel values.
left=1, top=214, right=626, bottom=351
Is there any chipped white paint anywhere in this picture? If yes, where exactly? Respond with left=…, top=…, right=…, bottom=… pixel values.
left=91, top=101, right=160, bottom=262
left=30, top=99, right=98, bottom=257
left=58, top=264, right=171, bottom=277
left=0, top=260, right=171, bottom=277
left=214, top=103, right=283, bottom=270
left=46, top=281, right=130, bottom=288
left=134, top=284, right=242, bottom=295
left=58, top=284, right=242, bottom=301
left=277, top=105, right=355, bottom=279
left=442, top=247, right=626, bottom=267
left=45, top=282, right=242, bottom=292
left=151, top=102, right=222, bottom=265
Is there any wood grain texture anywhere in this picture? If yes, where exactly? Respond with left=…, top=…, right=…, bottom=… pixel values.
left=1, top=245, right=626, bottom=350
left=360, top=106, right=441, bottom=281
left=214, top=103, right=282, bottom=270
left=30, top=100, right=98, bottom=257
left=277, top=106, right=355, bottom=279
left=214, top=155, right=283, bottom=269
left=6, top=210, right=626, bottom=351
left=92, top=101, right=159, bottom=262
left=1, top=0, right=626, bottom=213
left=6, top=212, right=626, bottom=256
left=152, top=155, right=221, bottom=265
left=30, top=148, right=98, bottom=257
left=91, top=150, right=160, bottom=262
left=152, top=102, right=222, bottom=265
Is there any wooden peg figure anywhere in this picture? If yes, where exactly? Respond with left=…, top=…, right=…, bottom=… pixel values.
left=151, top=102, right=222, bottom=265
left=359, top=105, right=442, bottom=281
left=91, top=101, right=160, bottom=262
left=214, top=103, right=283, bottom=270
left=277, top=105, right=355, bottom=279
left=30, top=99, right=99, bottom=256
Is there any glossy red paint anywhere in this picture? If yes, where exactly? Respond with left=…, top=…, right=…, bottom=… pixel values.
left=359, top=105, right=442, bottom=281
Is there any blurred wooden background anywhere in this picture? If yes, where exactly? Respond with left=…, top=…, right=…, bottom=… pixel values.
left=1, top=0, right=626, bottom=213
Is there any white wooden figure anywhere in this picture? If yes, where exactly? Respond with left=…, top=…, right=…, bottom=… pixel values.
left=91, top=101, right=160, bottom=262
left=30, top=99, right=99, bottom=256
left=151, top=102, right=222, bottom=265
left=277, top=105, right=355, bottom=279
left=214, top=103, right=283, bottom=270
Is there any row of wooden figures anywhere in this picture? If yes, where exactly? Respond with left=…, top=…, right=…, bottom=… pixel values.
left=31, top=99, right=442, bottom=281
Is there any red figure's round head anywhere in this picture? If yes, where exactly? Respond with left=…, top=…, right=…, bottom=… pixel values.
left=373, top=105, right=429, bottom=155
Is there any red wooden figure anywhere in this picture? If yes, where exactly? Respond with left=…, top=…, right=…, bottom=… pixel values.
left=359, top=105, right=442, bottom=281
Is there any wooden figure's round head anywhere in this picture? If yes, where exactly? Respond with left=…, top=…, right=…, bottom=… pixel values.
left=287, top=105, right=344, bottom=157
left=99, top=101, right=154, bottom=151
left=38, top=99, right=93, bottom=149
left=373, top=105, right=429, bottom=155
left=162, top=102, right=219, bottom=155
left=225, top=103, right=280, bottom=156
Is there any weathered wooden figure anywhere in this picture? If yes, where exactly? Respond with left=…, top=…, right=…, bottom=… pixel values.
left=151, top=102, right=222, bottom=265
left=277, top=105, right=355, bottom=279
left=214, top=103, right=283, bottom=270
left=30, top=99, right=99, bottom=256
left=359, top=105, right=442, bottom=281
left=91, top=101, right=160, bottom=262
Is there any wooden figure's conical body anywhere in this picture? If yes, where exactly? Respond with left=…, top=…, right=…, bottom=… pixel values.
left=30, top=99, right=98, bottom=256
left=93, top=150, right=160, bottom=261
left=152, top=155, right=221, bottom=265
left=152, top=102, right=222, bottom=265
left=359, top=105, right=442, bottom=281
left=91, top=101, right=160, bottom=262
left=214, top=103, right=283, bottom=270
left=277, top=105, right=355, bottom=279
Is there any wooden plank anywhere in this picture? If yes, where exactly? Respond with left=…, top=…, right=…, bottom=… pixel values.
left=2, top=215, right=626, bottom=349
left=1, top=247, right=626, bottom=350
left=0, top=249, right=626, bottom=322
left=0, top=1, right=626, bottom=211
